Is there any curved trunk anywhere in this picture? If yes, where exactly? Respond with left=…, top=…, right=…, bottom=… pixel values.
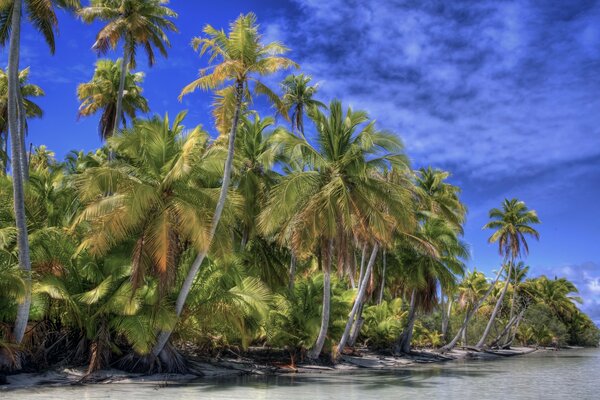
left=152, top=80, right=245, bottom=358
left=335, top=244, right=379, bottom=359
left=377, top=250, right=386, bottom=304
left=307, top=239, right=333, bottom=360
left=357, top=244, right=366, bottom=289
left=475, top=262, right=513, bottom=349
left=113, top=47, right=129, bottom=136
left=17, top=87, right=27, bottom=180
left=491, top=307, right=525, bottom=348
left=395, top=289, right=417, bottom=354
left=8, top=0, right=31, bottom=344
left=440, top=266, right=504, bottom=353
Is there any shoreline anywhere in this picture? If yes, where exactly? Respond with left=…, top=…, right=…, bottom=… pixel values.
left=0, top=346, right=544, bottom=391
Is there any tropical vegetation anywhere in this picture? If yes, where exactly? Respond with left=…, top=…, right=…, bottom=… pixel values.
left=0, top=7, right=597, bottom=375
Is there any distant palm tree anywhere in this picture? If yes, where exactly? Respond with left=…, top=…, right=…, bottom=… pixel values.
left=393, top=218, right=467, bottom=354
left=150, top=13, right=297, bottom=362
left=475, top=198, right=540, bottom=349
left=78, top=59, right=149, bottom=141
left=0, top=0, right=81, bottom=344
left=0, top=67, right=44, bottom=174
left=281, top=74, right=325, bottom=137
left=79, top=0, right=177, bottom=135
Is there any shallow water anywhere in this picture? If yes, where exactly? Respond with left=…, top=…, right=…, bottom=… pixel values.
left=3, top=349, right=600, bottom=399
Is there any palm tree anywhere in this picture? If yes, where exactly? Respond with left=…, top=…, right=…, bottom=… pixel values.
left=393, top=218, right=467, bottom=354
left=281, top=73, right=325, bottom=137
left=77, top=59, right=149, bottom=141
left=0, top=0, right=80, bottom=344
left=440, top=269, right=490, bottom=351
left=475, top=198, right=540, bottom=349
left=151, top=13, right=297, bottom=360
left=75, top=112, right=230, bottom=294
left=0, top=67, right=44, bottom=174
left=79, top=0, right=177, bottom=135
left=499, top=261, right=529, bottom=346
left=235, top=114, right=278, bottom=248
left=261, top=100, right=413, bottom=359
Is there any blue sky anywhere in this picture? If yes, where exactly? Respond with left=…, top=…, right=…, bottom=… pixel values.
left=1, top=0, right=599, bottom=322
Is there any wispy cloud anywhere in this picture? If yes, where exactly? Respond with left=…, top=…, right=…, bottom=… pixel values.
left=270, top=0, right=600, bottom=181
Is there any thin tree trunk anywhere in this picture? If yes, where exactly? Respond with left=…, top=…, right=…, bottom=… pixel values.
left=475, top=262, right=513, bottom=349
left=288, top=255, right=296, bottom=291
left=347, top=303, right=364, bottom=347
left=113, top=48, right=128, bottom=135
left=17, top=87, right=27, bottom=180
left=377, top=250, right=386, bottom=304
left=491, top=307, right=525, bottom=348
left=502, top=274, right=518, bottom=344
left=8, top=0, right=31, bottom=345
left=461, top=321, right=468, bottom=346
left=335, top=244, right=379, bottom=359
left=440, top=266, right=505, bottom=353
left=441, top=295, right=452, bottom=342
left=152, top=80, right=245, bottom=358
left=506, top=310, right=524, bottom=348
left=357, top=244, right=366, bottom=289
left=307, top=239, right=333, bottom=360
left=395, top=289, right=417, bottom=354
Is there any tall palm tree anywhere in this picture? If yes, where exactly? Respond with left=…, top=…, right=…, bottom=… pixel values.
left=281, top=73, right=325, bottom=137
left=151, top=13, right=296, bottom=360
left=280, top=73, right=324, bottom=289
left=0, top=0, right=80, bottom=344
left=0, top=67, right=44, bottom=174
left=77, top=58, right=149, bottom=141
left=475, top=198, right=540, bottom=349
left=79, top=0, right=177, bottom=135
left=261, top=100, right=413, bottom=359
left=235, top=114, right=278, bottom=248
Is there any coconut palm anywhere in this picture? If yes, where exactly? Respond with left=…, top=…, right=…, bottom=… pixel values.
left=393, top=218, right=468, bottom=354
left=415, top=167, right=466, bottom=232
left=77, top=59, right=149, bottom=141
left=0, top=67, right=44, bottom=174
left=0, top=0, right=80, bottom=344
left=234, top=114, right=278, bottom=248
left=79, top=0, right=177, bottom=135
left=261, top=100, right=413, bottom=359
left=151, top=13, right=297, bottom=360
left=475, top=198, right=540, bottom=349
left=75, top=112, right=233, bottom=294
left=281, top=73, right=325, bottom=137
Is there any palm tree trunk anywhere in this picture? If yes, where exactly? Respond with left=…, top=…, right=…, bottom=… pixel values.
left=335, top=244, right=379, bottom=359
left=152, top=80, right=245, bottom=358
left=475, top=262, right=513, bottom=349
left=357, top=244, right=366, bottom=290
left=377, top=250, right=386, bottom=304
left=17, top=87, right=28, bottom=180
left=288, top=255, right=296, bottom=291
left=8, top=0, right=31, bottom=345
left=395, top=289, right=417, bottom=354
left=441, top=295, right=452, bottom=342
left=440, top=266, right=505, bottom=353
left=113, top=48, right=129, bottom=136
left=307, top=238, right=333, bottom=360
left=502, top=276, right=518, bottom=344
left=490, top=307, right=525, bottom=348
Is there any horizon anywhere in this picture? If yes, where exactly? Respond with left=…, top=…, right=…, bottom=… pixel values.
left=1, top=0, right=598, bottom=323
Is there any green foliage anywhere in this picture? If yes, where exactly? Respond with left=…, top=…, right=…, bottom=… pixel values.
left=360, top=299, right=406, bottom=348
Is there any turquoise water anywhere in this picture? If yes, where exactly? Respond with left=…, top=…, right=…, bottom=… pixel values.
left=3, top=349, right=599, bottom=399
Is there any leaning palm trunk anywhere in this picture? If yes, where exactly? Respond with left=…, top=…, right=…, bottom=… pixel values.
left=8, top=0, right=31, bottom=344
left=307, top=239, right=333, bottom=359
left=490, top=307, right=525, bottom=348
left=113, top=49, right=128, bottom=135
left=395, top=289, right=417, bottom=354
left=152, top=81, right=244, bottom=359
left=377, top=250, right=386, bottom=304
left=440, top=266, right=504, bottom=353
left=335, top=244, right=379, bottom=359
left=475, top=262, right=513, bottom=349
left=441, top=295, right=452, bottom=342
